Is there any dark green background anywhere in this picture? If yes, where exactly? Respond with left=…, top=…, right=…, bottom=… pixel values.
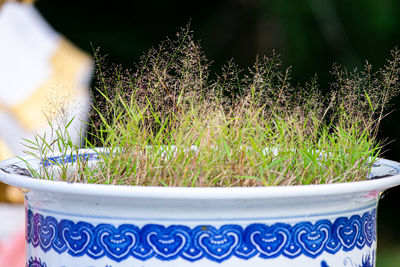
left=35, top=1, right=400, bottom=265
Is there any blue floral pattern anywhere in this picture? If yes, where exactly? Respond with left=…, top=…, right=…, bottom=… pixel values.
left=360, top=253, right=374, bottom=267
left=26, top=209, right=376, bottom=263
left=41, top=153, right=99, bottom=167
left=320, top=251, right=375, bottom=267
left=27, top=257, right=47, bottom=267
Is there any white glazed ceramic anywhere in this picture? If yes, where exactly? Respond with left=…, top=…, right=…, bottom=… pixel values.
left=0, top=150, right=400, bottom=267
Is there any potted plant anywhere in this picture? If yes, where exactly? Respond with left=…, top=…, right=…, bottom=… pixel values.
left=1, top=26, right=400, bottom=267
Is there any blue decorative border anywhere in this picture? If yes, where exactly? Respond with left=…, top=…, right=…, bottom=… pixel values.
left=26, top=209, right=376, bottom=263
left=41, top=153, right=99, bottom=167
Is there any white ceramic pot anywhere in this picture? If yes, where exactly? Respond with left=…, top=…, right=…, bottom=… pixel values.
left=0, top=150, right=399, bottom=267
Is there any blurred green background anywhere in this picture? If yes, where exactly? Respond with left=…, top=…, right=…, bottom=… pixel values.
left=35, top=0, right=400, bottom=266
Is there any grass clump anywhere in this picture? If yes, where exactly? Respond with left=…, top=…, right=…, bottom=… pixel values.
left=26, top=25, right=400, bottom=186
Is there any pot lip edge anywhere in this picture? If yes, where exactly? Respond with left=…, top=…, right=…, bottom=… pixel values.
left=1, top=172, right=399, bottom=200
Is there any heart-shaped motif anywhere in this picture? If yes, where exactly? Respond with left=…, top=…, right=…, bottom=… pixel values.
left=97, top=224, right=139, bottom=262
left=371, top=209, right=377, bottom=241
left=356, top=213, right=370, bottom=249
left=37, top=216, right=58, bottom=252
left=142, top=224, right=191, bottom=260
left=193, top=225, right=242, bottom=262
left=335, top=215, right=361, bottom=251
left=26, top=209, right=35, bottom=245
left=31, top=213, right=44, bottom=247
left=294, top=220, right=331, bottom=258
left=60, top=220, right=94, bottom=256
left=247, top=223, right=290, bottom=259
left=23, top=208, right=379, bottom=263
left=362, top=212, right=375, bottom=247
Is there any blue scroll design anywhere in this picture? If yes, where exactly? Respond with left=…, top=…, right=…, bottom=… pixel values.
left=360, top=252, right=374, bottom=267
left=320, top=250, right=375, bottom=267
left=27, top=257, right=47, bottom=267
left=26, top=209, right=376, bottom=263
left=41, top=153, right=99, bottom=167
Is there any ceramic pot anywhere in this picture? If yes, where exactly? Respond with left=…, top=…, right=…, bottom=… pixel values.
left=0, top=149, right=399, bottom=267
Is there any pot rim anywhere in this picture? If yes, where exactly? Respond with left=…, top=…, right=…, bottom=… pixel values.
left=0, top=149, right=400, bottom=200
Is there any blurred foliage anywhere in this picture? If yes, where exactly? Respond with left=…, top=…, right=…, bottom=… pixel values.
left=35, top=0, right=400, bottom=265
left=36, top=0, right=400, bottom=85
left=377, top=245, right=400, bottom=267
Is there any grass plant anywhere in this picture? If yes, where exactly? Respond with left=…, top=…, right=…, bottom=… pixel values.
left=24, top=25, right=400, bottom=186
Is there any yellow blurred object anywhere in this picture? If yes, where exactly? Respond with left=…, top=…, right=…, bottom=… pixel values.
left=0, top=140, right=21, bottom=204
left=0, top=0, right=34, bottom=8
left=10, top=38, right=91, bottom=130
left=0, top=140, right=20, bottom=203
left=0, top=139, right=13, bottom=160
left=0, top=0, right=35, bottom=5
left=0, top=1, right=92, bottom=204
left=0, top=183, right=23, bottom=203
left=4, top=185, right=24, bottom=203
